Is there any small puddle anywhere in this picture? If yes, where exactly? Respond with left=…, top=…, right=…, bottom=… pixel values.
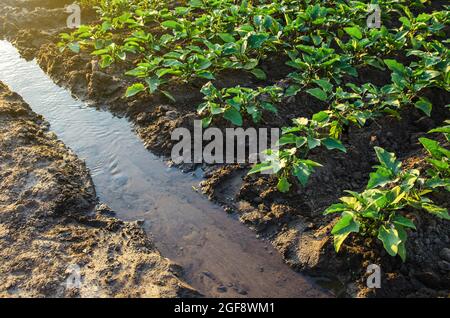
left=0, top=40, right=330, bottom=297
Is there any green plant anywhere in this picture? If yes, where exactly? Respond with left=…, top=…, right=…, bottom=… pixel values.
left=249, top=110, right=346, bottom=192
left=420, top=122, right=450, bottom=191
left=285, top=44, right=357, bottom=96
left=324, top=145, right=449, bottom=261
left=58, top=25, right=96, bottom=53
left=197, top=82, right=282, bottom=127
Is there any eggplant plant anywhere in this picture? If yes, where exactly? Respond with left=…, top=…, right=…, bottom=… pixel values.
left=249, top=110, right=346, bottom=192
left=420, top=123, right=450, bottom=192
left=324, top=140, right=450, bottom=261
left=197, top=82, right=283, bottom=127
left=285, top=44, right=357, bottom=96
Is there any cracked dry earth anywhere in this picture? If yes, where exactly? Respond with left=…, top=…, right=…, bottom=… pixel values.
left=0, top=82, right=198, bottom=298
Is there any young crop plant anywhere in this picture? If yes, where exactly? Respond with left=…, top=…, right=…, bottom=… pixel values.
left=283, top=3, right=333, bottom=37
left=285, top=44, right=357, bottom=96
left=406, top=41, right=450, bottom=92
left=92, top=41, right=129, bottom=68
left=334, top=26, right=397, bottom=70
left=249, top=110, right=347, bottom=192
left=324, top=135, right=450, bottom=261
left=58, top=25, right=98, bottom=54
left=420, top=122, right=450, bottom=192
left=382, top=57, right=448, bottom=117
left=197, top=82, right=283, bottom=127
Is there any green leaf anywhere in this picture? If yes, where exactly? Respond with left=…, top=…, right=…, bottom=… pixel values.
left=248, top=161, right=273, bottom=174
left=425, top=177, right=450, bottom=189
left=161, top=20, right=182, bottom=30
left=125, top=83, right=145, bottom=97
left=296, top=44, right=315, bottom=55
left=399, top=17, right=411, bottom=28
left=161, top=90, right=176, bottom=102
left=286, top=60, right=308, bottom=70
left=101, top=21, right=112, bottom=31
left=429, top=125, right=450, bottom=134
left=189, top=0, right=203, bottom=8
left=116, top=51, right=126, bottom=61
left=295, top=136, right=307, bottom=147
left=384, top=59, right=405, bottom=74
left=197, top=57, right=212, bottom=70
left=361, top=209, right=379, bottom=219
left=378, top=225, right=402, bottom=257
left=261, top=102, right=277, bottom=113
left=323, top=203, right=348, bottom=215
left=218, top=33, right=236, bottom=43
left=277, top=176, right=291, bottom=193
left=68, top=42, right=80, bottom=53
left=427, top=158, right=449, bottom=170
left=322, top=138, right=346, bottom=152
left=387, top=186, right=405, bottom=205
left=301, top=159, right=323, bottom=168
left=247, top=34, right=268, bottom=49
left=421, top=203, right=450, bottom=220
left=292, top=163, right=311, bottom=186
left=306, top=88, right=328, bottom=101
left=374, top=147, right=401, bottom=175
left=400, top=171, right=419, bottom=192
left=365, top=57, right=385, bottom=70
left=100, top=55, right=113, bottom=68
left=414, top=98, right=432, bottom=116
left=344, top=26, right=363, bottom=40
left=243, top=59, right=259, bottom=70
left=313, top=79, right=333, bottom=92
left=367, top=168, right=393, bottom=189
left=419, top=137, right=449, bottom=159
left=393, top=215, right=416, bottom=230
left=312, top=111, right=329, bottom=123
left=201, top=116, right=212, bottom=128
left=197, top=71, right=215, bottom=80
left=250, top=68, right=267, bottom=80
left=395, top=224, right=408, bottom=262
left=340, top=195, right=362, bottom=210
left=263, top=15, right=273, bottom=29
left=200, top=82, right=217, bottom=97
left=285, top=85, right=301, bottom=97
left=307, top=136, right=321, bottom=149
left=223, top=107, right=243, bottom=126
left=145, top=77, right=161, bottom=94
left=331, top=212, right=360, bottom=252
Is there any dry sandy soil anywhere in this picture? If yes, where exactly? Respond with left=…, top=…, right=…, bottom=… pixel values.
left=0, top=82, right=198, bottom=297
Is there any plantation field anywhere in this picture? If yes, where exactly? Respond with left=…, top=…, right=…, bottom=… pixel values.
left=0, top=0, right=449, bottom=298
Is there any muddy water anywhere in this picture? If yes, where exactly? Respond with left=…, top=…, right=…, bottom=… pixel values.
left=0, top=40, right=329, bottom=298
